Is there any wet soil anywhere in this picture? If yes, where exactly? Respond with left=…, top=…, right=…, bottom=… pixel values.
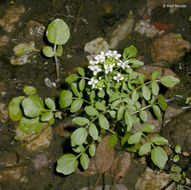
left=0, top=0, right=191, bottom=189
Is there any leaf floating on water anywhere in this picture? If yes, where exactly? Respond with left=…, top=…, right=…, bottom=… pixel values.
left=95, top=135, right=115, bottom=173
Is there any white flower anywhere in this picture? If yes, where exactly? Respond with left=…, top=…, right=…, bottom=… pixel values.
left=105, top=50, right=113, bottom=58
left=95, top=53, right=105, bottom=63
left=113, top=73, right=124, bottom=82
left=88, top=65, right=101, bottom=75
left=88, top=78, right=98, bottom=88
left=117, top=60, right=130, bottom=70
left=104, top=64, right=113, bottom=74
left=89, top=60, right=98, bottom=65
left=112, top=50, right=121, bottom=60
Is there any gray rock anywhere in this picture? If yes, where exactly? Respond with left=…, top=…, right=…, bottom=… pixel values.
left=0, top=5, right=25, bottom=33
left=108, top=11, right=134, bottom=49
left=162, top=111, right=191, bottom=153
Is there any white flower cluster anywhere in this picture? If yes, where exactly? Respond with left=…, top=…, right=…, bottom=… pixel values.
left=88, top=50, right=130, bottom=89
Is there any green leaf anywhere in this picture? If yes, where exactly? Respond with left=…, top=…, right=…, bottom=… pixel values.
left=98, top=90, right=105, bottom=98
left=79, top=78, right=85, bottom=91
left=128, top=131, right=142, bottom=144
left=85, top=106, right=98, bottom=116
left=41, top=111, right=53, bottom=122
left=109, top=110, right=116, bottom=119
left=151, top=136, right=168, bottom=145
left=56, top=154, right=78, bottom=175
left=173, top=154, right=180, bottom=162
left=77, top=67, right=85, bottom=77
left=141, top=124, right=155, bottom=133
left=142, top=85, right=151, bottom=101
left=108, top=135, right=118, bottom=147
left=22, top=95, right=44, bottom=117
left=138, top=142, right=151, bottom=156
left=71, top=83, right=82, bottom=98
left=89, top=123, right=98, bottom=140
left=95, top=101, right=106, bottom=111
left=151, top=70, right=160, bottom=80
left=80, top=153, right=89, bottom=170
left=56, top=45, right=63, bottom=57
left=73, top=145, right=85, bottom=153
left=19, top=117, right=43, bottom=135
left=125, top=111, right=133, bottom=131
left=23, top=86, right=36, bottom=95
left=70, top=99, right=83, bottom=113
left=151, top=81, right=159, bottom=95
left=151, top=146, right=168, bottom=169
left=71, top=127, right=87, bottom=146
left=98, top=114, right=109, bottom=129
left=129, top=59, right=144, bottom=67
left=139, top=111, right=148, bottom=122
left=160, top=75, right=180, bottom=88
left=8, top=96, right=25, bottom=121
left=89, top=144, right=96, bottom=157
left=65, top=74, right=79, bottom=84
left=72, top=117, right=90, bottom=126
left=175, top=145, right=181, bottom=154
left=117, top=106, right=125, bottom=121
left=123, top=45, right=137, bottom=59
left=46, top=18, right=70, bottom=45
left=59, top=90, right=73, bottom=108
left=132, top=90, right=139, bottom=101
left=45, top=97, right=56, bottom=110
left=110, top=99, right=121, bottom=109
left=42, top=46, right=55, bottom=57
left=152, top=105, right=161, bottom=118
left=158, top=95, right=167, bottom=111
left=138, top=73, right=145, bottom=83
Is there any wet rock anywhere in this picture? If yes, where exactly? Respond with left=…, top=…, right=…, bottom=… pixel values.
left=110, top=152, right=131, bottom=180
left=84, top=37, right=109, bottom=60
left=108, top=11, right=134, bottom=49
left=10, top=55, right=29, bottom=65
left=135, top=63, right=177, bottom=80
left=16, top=123, right=53, bottom=152
left=79, top=184, right=128, bottom=190
left=135, top=167, right=174, bottom=190
left=150, top=33, right=191, bottom=63
left=0, top=35, right=9, bottom=47
left=134, top=20, right=159, bottom=38
left=55, top=122, right=72, bottom=138
left=24, top=20, right=45, bottom=41
left=162, top=111, right=191, bottom=154
left=32, top=153, right=51, bottom=170
left=0, top=5, right=25, bottom=33
left=0, top=102, right=8, bottom=123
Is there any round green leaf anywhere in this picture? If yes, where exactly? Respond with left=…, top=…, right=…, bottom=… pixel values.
left=22, top=95, right=44, bottom=117
left=65, top=74, right=79, bottom=84
left=45, top=97, right=56, bottom=110
left=173, top=154, right=180, bottom=162
left=108, top=135, right=118, bottom=148
left=77, top=67, right=85, bottom=77
left=160, top=75, right=180, bottom=88
left=151, top=70, right=160, bottom=80
left=117, top=106, right=125, bottom=121
left=123, top=45, right=137, bottom=59
left=151, top=81, right=159, bottom=95
left=95, top=101, right=106, bottom=111
left=152, top=105, right=161, bottom=119
left=19, top=117, right=43, bottom=135
left=151, top=146, right=168, bottom=169
left=89, top=144, right=96, bottom=157
left=56, top=45, right=63, bottom=57
left=71, top=83, right=82, bottom=98
left=109, top=110, right=116, bottom=119
left=89, top=123, right=98, bottom=140
left=98, top=114, right=109, bottom=129
left=151, top=136, right=168, bottom=145
left=23, top=86, right=37, bottom=95
left=142, top=84, right=151, bottom=101
left=8, top=96, right=25, bottom=121
left=72, top=145, right=85, bottom=153
left=46, top=18, right=70, bottom=45
left=71, top=127, right=87, bottom=146
left=175, top=145, right=181, bottom=154
left=125, top=111, right=133, bottom=131
left=42, top=46, right=55, bottom=57
left=59, top=90, right=73, bottom=108
left=138, top=142, right=151, bottom=156
left=79, top=78, right=85, bottom=91
left=70, top=99, right=83, bottom=113
left=85, top=106, right=98, bottom=116
left=158, top=95, right=167, bottom=111
left=41, top=111, right=53, bottom=122
left=128, top=131, right=142, bottom=144
left=139, top=111, right=148, bottom=122
left=80, top=153, right=89, bottom=170
left=56, top=154, right=78, bottom=175
left=141, top=124, right=155, bottom=133
left=72, top=117, right=90, bottom=126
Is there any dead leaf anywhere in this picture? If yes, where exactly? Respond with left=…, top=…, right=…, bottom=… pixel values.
left=95, top=135, right=114, bottom=174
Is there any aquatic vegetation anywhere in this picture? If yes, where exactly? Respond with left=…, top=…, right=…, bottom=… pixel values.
left=8, top=45, right=180, bottom=175
left=42, top=18, right=70, bottom=81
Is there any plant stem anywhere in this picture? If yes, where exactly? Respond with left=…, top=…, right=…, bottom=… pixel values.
left=73, top=97, right=91, bottom=104
left=54, top=44, right=60, bottom=81
left=132, top=104, right=152, bottom=115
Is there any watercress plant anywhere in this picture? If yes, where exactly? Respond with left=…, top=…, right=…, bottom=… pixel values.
left=8, top=45, right=180, bottom=175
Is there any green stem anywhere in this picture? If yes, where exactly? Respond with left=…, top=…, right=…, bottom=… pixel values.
left=132, top=104, right=152, bottom=115
left=73, top=97, right=91, bottom=104
left=75, top=144, right=90, bottom=159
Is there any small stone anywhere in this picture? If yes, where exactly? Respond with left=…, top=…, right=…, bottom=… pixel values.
left=84, top=37, right=109, bottom=60
left=0, top=35, right=9, bottom=47
left=10, top=55, right=29, bottom=65
left=150, top=33, right=191, bottom=63
left=0, top=102, right=8, bottom=123
left=0, top=5, right=25, bottom=33
left=108, top=11, right=134, bottom=49
left=32, top=153, right=51, bottom=170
